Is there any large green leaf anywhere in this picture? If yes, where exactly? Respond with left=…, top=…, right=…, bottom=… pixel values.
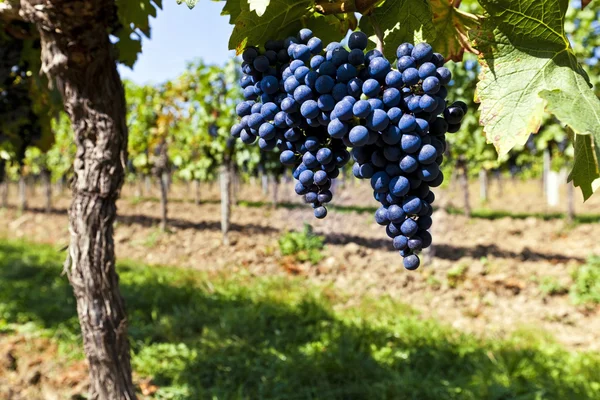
left=472, top=0, right=600, bottom=198
left=228, top=0, right=312, bottom=53
left=358, top=0, right=434, bottom=61
left=430, top=0, right=479, bottom=61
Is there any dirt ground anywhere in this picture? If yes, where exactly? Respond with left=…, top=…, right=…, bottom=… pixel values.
left=1, top=178, right=599, bottom=356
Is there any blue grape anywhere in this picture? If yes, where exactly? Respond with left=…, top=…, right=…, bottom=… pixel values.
left=348, top=49, right=365, bottom=65
left=293, top=85, right=313, bottom=103
left=403, top=255, right=420, bottom=270
left=417, top=163, right=440, bottom=182
left=411, top=43, right=433, bottom=63
left=371, top=150, right=386, bottom=168
left=418, top=62, right=437, bottom=79
left=315, top=75, right=335, bottom=94
left=260, top=102, right=279, bottom=120
left=294, top=66, right=310, bottom=81
left=399, top=114, right=417, bottom=132
left=333, top=100, right=354, bottom=121
left=305, top=191, right=318, bottom=203
left=388, top=204, right=405, bottom=223
left=348, top=31, right=368, bottom=50
left=400, top=218, right=418, bottom=237
left=385, top=70, right=403, bottom=88
left=381, top=125, right=401, bottom=145
left=280, top=150, right=296, bottom=165
left=402, top=196, right=422, bottom=215
left=419, top=94, right=438, bottom=113
left=293, top=45, right=311, bottom=62
left=253, top=55, right=269, bottom=72
left=383, top=88, right=401, bottom=108
left=387, top=107, right=403, bottom=124
left=331, top=47, right=349, bottom=66
left=359, top=162, right=375, bottom=178
left=318, top=94, right=335, bottom=111
left=383, top=146, right=401, bottom=162
left=349, top=126, right=369, bottom=146
left=258, top=122, right=276, bottom=139
left=368, top=57, right=391, bottom=80
left=313, top=170, right=329, bottom=186
left=316, top=148, right=333, bottom=164
left=248, top=113, right=265, bottom=129
left=310, top=55, right=325, bottom=69
left=371, top=171, right=391, bottom=193
left=436, top=67, right=452, bottom=84
left=422, top=76, right=441, bottom=94
left=281, top=97, right=298, bottom=113
left=375, top=207, right=390, bottom=225
left=318, top=61, right=336, bottom=76
left=240, top=130, right=256, bottom=144
left=327, top=118, right=348, bottom=138
left=400, top=154, right=418, bottom=173
left=299, top=170, right=314, bottom=185
left=389, top=176, right=410, bottom=197
left=396, top=43, right=414, bottom=58
left=300, top=100, right=320, bottom=119
left=337, top=63, right=357, bottom=82
left=347, top=78, right=363, bottom=98
left=397, top=56, right=416, bottom=71
left=331, top=83, right=348, bottom=101
left=366, top=109, right=389, bottom=131
left=314, top=206, right=327, bottom=219
left=418, top=144, right=437, bottom=164
left=401, top=133, right=422, bottom=153
left=307, top=37, right=322, bottom=53
left=305, top=137, right=319, bottom=152
left=305, top=71, right=319, bottom=88
left=393, top=235, right=408, bottom=250
left=367, top=98, right=384, bottom=110
left=242, top=47, right=258, bottom=63
left=362, top=79, right=381, bottom=98
left=402, top=68, right=420, bottom=85
left=353, top=100, right=371, bottom=118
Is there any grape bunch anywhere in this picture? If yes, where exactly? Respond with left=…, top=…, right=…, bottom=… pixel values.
left=231, top=31, right=350, bottom=218
left=232, top=29, right=466, bottom=269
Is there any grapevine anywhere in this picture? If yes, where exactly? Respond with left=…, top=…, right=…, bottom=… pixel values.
left=232, top=29, right=466, bottom=270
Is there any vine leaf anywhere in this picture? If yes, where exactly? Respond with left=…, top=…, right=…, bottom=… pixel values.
left=540, top=87, right=600, bottom=199
left=429, top=0, right=479, bottom=61
left=248, top=0, right=270, bottom=17
left=472, top=0, right=600, bottom=198
left=358, top=0, right=434, bottom=61
left=569, top=134, right=600, bottom=200
left=228, top=0, right=312, bottom=53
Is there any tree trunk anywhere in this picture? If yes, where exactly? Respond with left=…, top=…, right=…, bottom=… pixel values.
left=21, top=1, right=136, bottom=398
left=271, top=175, right=279, bottom=207
left=220, top=162, right=231, bottom=245
left=0, top=160, right=7, bottom=208
left=144, top=175, right=151, bottom=196
left=543, top=148, right=550, bottom=196
left=495, top=170, right=503, bottom=197
left=566, top=180, right=575, bottom=223
left=42, top=168, right=52, bottom=213
left=18, top=170, right=27, bottom=212
left=159, top=170, right=168, bottom=231
left=194, top=179, right=200, bottom=205
left=479, top=169, right=488, bottom=203
left=230, top=163, right=238, bottom=205
left=459, top=162, right=471, bottom=217
left=261, top=169, right=268, bottom=196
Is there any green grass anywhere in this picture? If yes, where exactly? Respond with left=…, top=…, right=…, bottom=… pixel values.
left=278, top=223, right=325, bottom=264
left=570, top=256, right=600, bottom=305
left=0, top=240, right=599, bottom=399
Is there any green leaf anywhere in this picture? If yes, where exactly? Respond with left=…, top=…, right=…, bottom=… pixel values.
left=472, top=0, right=595, bottom=156
left=569, top=134, right=600, bottom=200
left=248, top=0, right=270, bottom=17
left=185, top=0, right=198, bottom=9
left=358, top=0, right=435, bottom=61
left=304, top=13, right=351, bottom=46
left=228, top=0, right=311, bottom=53
left=430, top=0, right=479, bottom=61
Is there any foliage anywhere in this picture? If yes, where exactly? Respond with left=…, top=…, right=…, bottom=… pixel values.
left=278, top=223, right=325, bottom=264
left=570, top=256, right=600, bottom=305
left=177, top=0, right=600, bottom=199
left=0, top=239, right=599, bottom=399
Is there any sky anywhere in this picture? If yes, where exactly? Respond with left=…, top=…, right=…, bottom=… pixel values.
left=117, top=1, right=236, bottom=85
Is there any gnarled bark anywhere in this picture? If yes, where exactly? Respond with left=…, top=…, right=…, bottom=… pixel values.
left=20, top=1, right=136, bottom=399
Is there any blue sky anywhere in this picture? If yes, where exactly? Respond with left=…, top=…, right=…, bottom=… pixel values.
left=118, top=1, right=236, bottom=85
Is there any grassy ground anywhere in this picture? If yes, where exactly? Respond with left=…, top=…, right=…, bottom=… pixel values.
left=0, top=240, right=599, bottom=399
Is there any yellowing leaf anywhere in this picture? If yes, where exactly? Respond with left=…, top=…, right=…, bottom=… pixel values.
left=430, top=0, right=479, bottom=61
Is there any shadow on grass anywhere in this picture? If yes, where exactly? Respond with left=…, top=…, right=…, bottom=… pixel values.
left=0, top=241, right=598, bottom=399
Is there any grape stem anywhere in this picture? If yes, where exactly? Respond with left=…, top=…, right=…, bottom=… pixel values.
left=314, top=0, right=383, bottom=15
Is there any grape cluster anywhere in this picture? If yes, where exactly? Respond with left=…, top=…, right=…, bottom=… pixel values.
left=232, top=29, right=466, bottom=269
left=231, top=30, right=351, bottom=218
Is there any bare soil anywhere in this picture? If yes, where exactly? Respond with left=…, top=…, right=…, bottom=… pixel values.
left=1, top=179, right=598, bottom=354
